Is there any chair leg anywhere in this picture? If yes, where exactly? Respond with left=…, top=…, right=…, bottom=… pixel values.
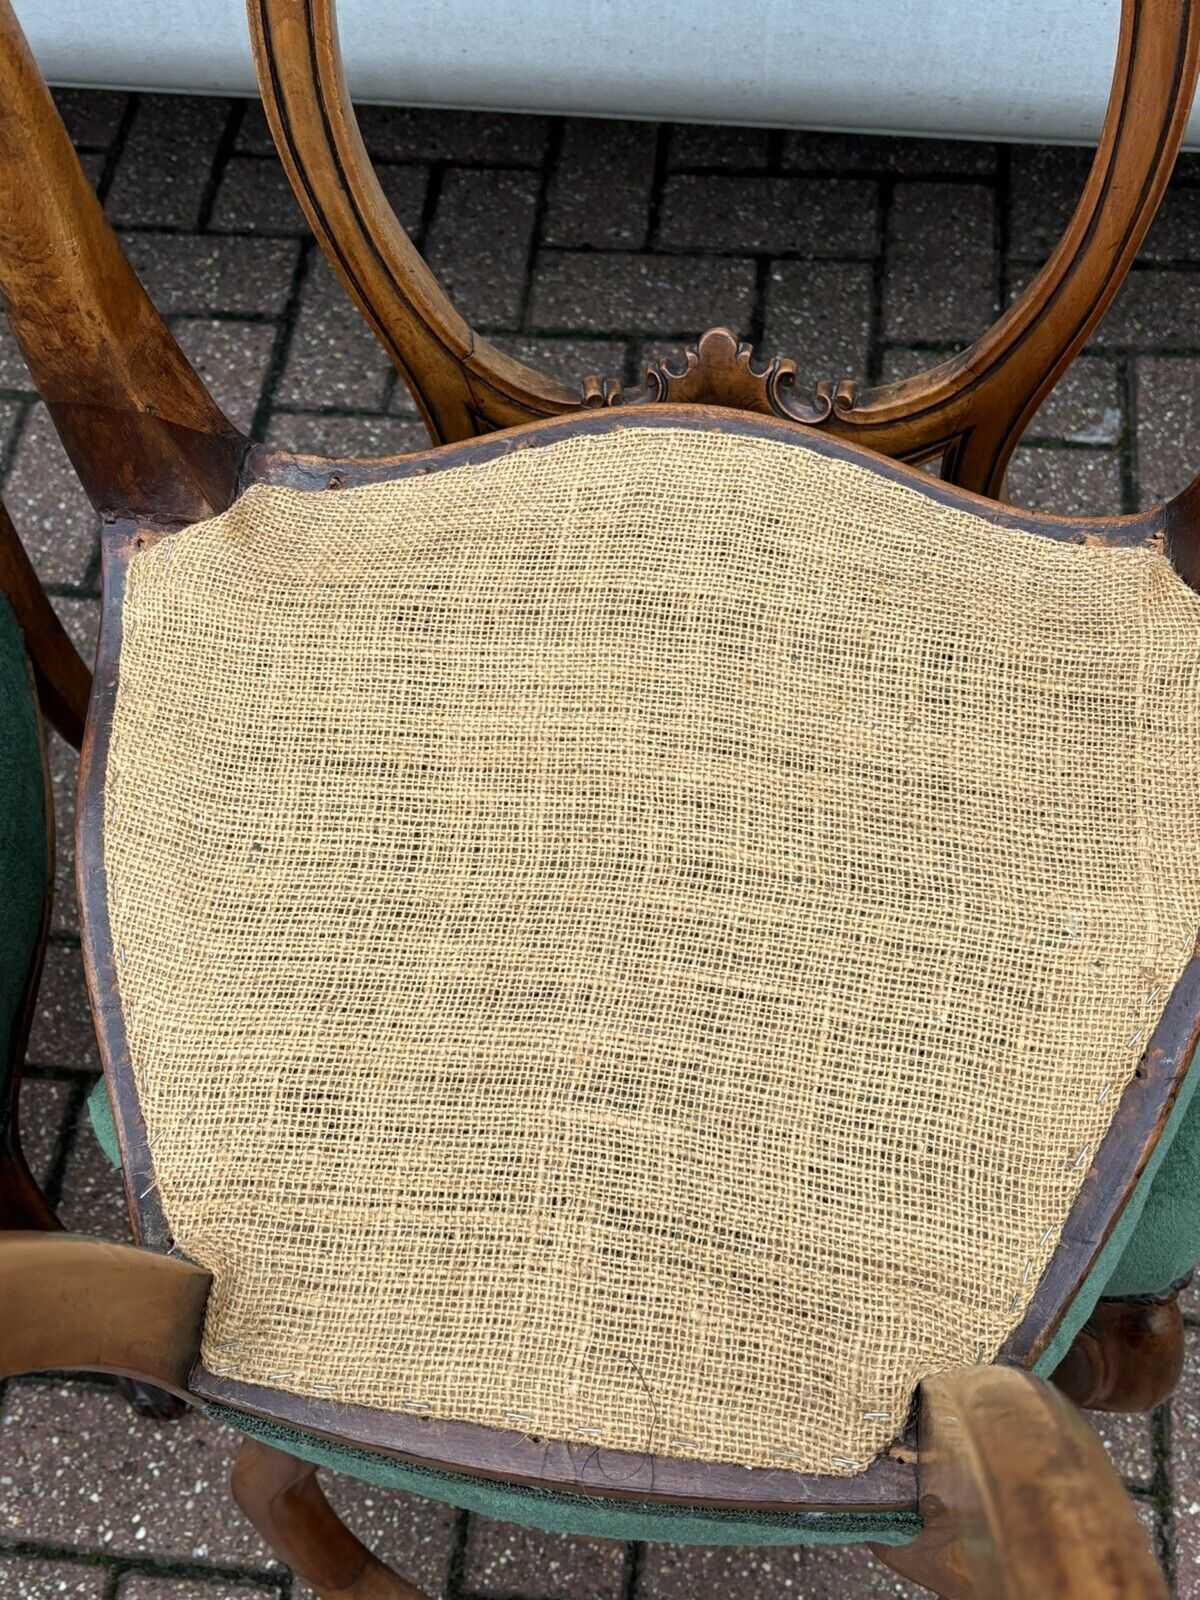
left=871, top=1364, right=1167, bottom=1599
left=1051, top=1290, right=1185, bottom=1413
left=0, top=1136, right=58, bottom=1231
left=231, top=1437, right=429, bottom=1600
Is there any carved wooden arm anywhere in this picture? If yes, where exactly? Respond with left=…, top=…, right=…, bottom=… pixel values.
left=0, top=1232, right=210, bottom=1396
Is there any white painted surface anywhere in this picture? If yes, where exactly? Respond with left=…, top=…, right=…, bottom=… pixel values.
left=18, top=0, right=1198, bottom=148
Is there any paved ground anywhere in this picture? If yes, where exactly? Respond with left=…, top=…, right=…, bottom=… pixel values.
left=3, top=85, right=1200, bottom=1599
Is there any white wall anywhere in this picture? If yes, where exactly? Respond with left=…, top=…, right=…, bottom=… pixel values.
left=21, top=0, right=1194, bottom=148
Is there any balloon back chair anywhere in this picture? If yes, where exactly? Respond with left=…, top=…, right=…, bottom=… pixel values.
left=4, top=0, right=1200, bottom=1594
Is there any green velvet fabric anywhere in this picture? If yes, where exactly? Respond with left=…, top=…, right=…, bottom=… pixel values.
left=88, top=1076, right=118, bottom=1164
left=1036, top=1043, right=1200, bottom=1371
left=0, top=596, right=47, bottom=1098
left=207, top=1408, right=919, bottom=1547
left=1103, top=1079, right=1200, bottom=1298
left=86, top=1042, right=1200, bottom=1546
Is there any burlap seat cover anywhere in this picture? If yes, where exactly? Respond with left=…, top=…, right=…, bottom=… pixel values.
left=104, top=424, right=1200, bottom=1474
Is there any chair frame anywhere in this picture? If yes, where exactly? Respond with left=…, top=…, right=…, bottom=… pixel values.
left=0, top=494, right=188, bottom=1417
left=3, top=0, right=1200, bottom=1587
left=0, top=1229, right=1178, bottom=1599
left=250, top=0, right=1198, bottom=495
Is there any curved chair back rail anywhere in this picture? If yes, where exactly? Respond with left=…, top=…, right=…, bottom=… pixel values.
left=1, top=0, right=1199, bottom=511
left=76, top=403, right=1200, bottom=1515
left=248, top=0, right=1200, bottom=494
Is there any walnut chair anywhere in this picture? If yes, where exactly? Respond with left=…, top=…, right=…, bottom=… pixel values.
left=3, top=0, right=1200, bottom=1594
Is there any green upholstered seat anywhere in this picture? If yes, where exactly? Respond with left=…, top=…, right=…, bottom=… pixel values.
left=0, top=595, right=47, bottom=1089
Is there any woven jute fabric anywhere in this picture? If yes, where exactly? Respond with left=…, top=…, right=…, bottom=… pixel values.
left=105, top=424, right=1200, bottom=1474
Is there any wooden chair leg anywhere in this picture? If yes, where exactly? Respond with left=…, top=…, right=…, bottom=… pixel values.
left=231, top=1437, right=429, bottom=1600
left=1051, top=1291, right=1185, bottom=1413
left=872, top=1364, right=1167, bottom=1599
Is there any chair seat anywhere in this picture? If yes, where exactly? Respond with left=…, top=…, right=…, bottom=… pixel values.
left=101, top=421, right=1200, bottom=1478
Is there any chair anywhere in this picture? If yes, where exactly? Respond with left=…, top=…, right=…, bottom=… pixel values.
left=0, top=491, right=91, bottom=1232
left=3, top=0, right=1200, bottom=1593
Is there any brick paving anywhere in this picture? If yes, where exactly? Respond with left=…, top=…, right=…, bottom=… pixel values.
left=2, top=84, right=1200, bottom=1597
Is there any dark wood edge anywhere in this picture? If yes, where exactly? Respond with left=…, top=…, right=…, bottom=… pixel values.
left=78, top=404, right=1200, bottom=1513
left=199, top=1366, right=917, bottom=1512
left=243, top=404, right=1168, bottom=552
left=78, top=518, right=176, bottom=1255
left=1001, top=948, right=1200, bottom=1367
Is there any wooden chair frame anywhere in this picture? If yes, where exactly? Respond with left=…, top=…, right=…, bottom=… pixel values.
left=249, top=0, right=1199, bottom=495
left=3, top=0, right=1200, bottom=1588
left=0, top=495, right=184, bottom=1416
left=0, top=1228, right=1179, bottom=1599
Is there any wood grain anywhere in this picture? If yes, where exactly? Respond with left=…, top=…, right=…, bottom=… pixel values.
left=233, top=1437, right=437, bottom=1599
left=248, top=0, right=1199, bottom=498
left=0, top=0, right=245, bottom=521
left=874, top=1366, right=1169, bottom=1598
left=0, top=1231, right=210, bottom=1398
left=1051, top=1292, right=1185, bottom=1412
